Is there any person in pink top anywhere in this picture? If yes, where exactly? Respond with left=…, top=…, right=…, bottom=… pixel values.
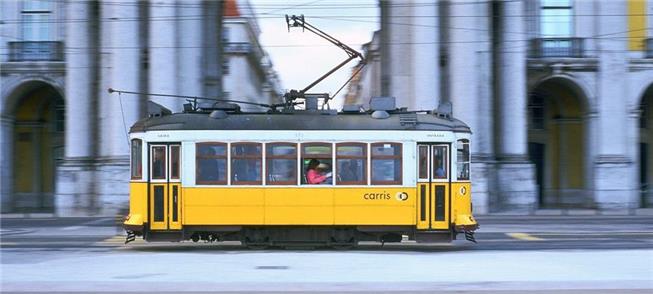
left=306, top=159, right=331, bottom=184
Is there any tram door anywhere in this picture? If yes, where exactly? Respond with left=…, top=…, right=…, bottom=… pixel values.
left=149, top=144, right=182, bottom=231
left=416, top=144, right=450, bottom=230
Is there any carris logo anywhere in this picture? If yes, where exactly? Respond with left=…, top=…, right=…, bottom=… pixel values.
left=363, top=192, right=391, bottom=200
left=396, top=192, right=408, bottom=201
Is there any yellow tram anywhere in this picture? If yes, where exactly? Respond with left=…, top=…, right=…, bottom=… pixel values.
left=121, top=15, right=477, bottom=247
left=122, top=97, right=478, bottom=247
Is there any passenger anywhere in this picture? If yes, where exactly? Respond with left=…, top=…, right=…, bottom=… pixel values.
left=306, top=159, right=331, bottom=184
left=434, top=159, right=446, bottom=178
left=339, top=160, right=357, bottom=182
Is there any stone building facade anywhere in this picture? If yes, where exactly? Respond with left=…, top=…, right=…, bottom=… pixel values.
left=348, top=0, right=653, bottom=213
left=0, top=0, right=281, bottom=215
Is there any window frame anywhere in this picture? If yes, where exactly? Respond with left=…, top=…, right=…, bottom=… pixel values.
left=195, top=142, right=228, bottom=185
left=130, top=139, right=142, bottom=180
left=301, top=142, right=333, bottom=185
left=150, top=145, right=167, bottom=181
left=265, top=142, right=297, bottom=185
left=456, top=139, right=471, bottom=181
left=230, top=142, right=263, bottom=185
left=432, top=145, right=449, bottom=180
left=335, top=142, right=367, bottom=185
left=169, top=145, right=181, bottom=180
left=370, top=142, right=403, bottom=185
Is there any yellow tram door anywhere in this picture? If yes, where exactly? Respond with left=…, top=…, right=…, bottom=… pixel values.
left=149, top=144, right=182, bottom=231
left=416, top=144, right=450, bottom=230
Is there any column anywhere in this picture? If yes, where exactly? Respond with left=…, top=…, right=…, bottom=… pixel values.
left=65, top=1, right=93, bottom=159
left=178, top=0, right=204, bottom=98
left=411, top=1, right=439, bottom=111
left=106, top=0, right=141, bottom=157
left=450, top=1, right=493, bottom=214
left=97, top=0, right=142, bottom=216
left=387, top=1, right=413, bottom=109
left=57, top=0, right=97, bottom=216
left=594, top=0, right=635, bottom=209
left=495, top=0, right=537, bottom=212
left=149, top=0, right=180, bottom=111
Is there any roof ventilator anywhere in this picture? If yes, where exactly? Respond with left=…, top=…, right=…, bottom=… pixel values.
left=434, top=101, right=453, bottom=120
left=147, top=101, right=172, bottom=117
left=209, top=110, right=228, bottom=119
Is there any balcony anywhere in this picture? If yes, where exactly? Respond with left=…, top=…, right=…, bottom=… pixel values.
left=529, top=38, right=584, bottom=58
left=8, top=41, right=64, bottom=62
left=646, top=38, right=653, bottom=58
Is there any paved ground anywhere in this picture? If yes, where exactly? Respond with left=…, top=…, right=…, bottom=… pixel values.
left=1, top=216, right=652, bottom=293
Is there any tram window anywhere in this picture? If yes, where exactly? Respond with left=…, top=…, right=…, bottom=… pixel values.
left=336, top=143, right=366, bottom=185
left=418, top=145, right=428, bottom=179
left=266, top=143, right=297, bottom=185
left=433, top=145, right=448, bottom=179
left=131, top=139, right=142, bottom=180
left=371, top=143, right=402, bottom=185
left=231, top=143, right=262, bottom=185
left=457, top=139, right=470, bottom=181
left=196, top=143, right=227, bottom=185
left=170, top=145, right=180, bottom=180
left=302, top=143, right=333, bottom=185
left=151, top=146, right=166, bottom=180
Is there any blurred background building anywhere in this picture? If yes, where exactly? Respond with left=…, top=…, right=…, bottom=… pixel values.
left=347, top=0, right=653, bottom=213
left=0, top=0, right=282, bottom=215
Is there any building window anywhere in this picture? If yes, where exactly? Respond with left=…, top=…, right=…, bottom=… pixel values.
left=457, top=139, right=470, bottom=181
left=302, top=143, right=333, bottom=185
left=371, top=143, right=402, bottom=185
left=529, top=92, right=545, bottom=130
left=196, top=143, right=227, bottom=185
left=131, top=139, right=142, bottom=180
left=266, top=143, right=297, bottom=185
left=231, top=143, right=262, bottom=185
left=336, top=143, right=367, bottom=185
left=540, top=0, right=573, bottom=38
left=21, top=0, right=53, bottom=41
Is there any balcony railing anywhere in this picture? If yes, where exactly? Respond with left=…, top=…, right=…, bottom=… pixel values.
left=646, top=38, right=653, bottom=58
left=8, top=41, right=64, bottom=62
left=529, top=38, right=584, bottom=58
left=223, top=42, right=252, bottom=54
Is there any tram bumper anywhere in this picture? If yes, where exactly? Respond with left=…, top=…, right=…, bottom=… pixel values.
left=123, top=214, right=144, bottom=233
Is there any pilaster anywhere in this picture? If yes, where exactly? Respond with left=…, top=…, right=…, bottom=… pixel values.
left=0, top=116, right=13, bottom=213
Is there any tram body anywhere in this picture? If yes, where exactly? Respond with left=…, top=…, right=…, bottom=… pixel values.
left=123, top=108, right=478, bottom=246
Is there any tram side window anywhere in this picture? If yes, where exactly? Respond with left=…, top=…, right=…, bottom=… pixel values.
left=131, top=139, right=142, bottom=180
left=302, top=143, right=333, bottom=185
left=266, top=143, right=297, bottom=185
left=336, top=143, right=366, bottom=185
left=371, top=143, right=402, bottom=185
left=231, top=143, right=262, bottom=185
left=457, top=139, right=470, bottom=181
left=196, top=143, right=227, bottom=185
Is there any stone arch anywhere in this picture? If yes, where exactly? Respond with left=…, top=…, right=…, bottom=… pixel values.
left=528, top=75, right=592, bottom=208
left=1, top=79, right=65, bottom=212
left=638, top=82, right=653, bottom=207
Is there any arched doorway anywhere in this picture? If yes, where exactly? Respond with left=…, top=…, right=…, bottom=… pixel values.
left=528, top=77, right=589, bottom=208
left=639, top=84, right=653, bottom=208
left=9, top=81, right=65, bottom=212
